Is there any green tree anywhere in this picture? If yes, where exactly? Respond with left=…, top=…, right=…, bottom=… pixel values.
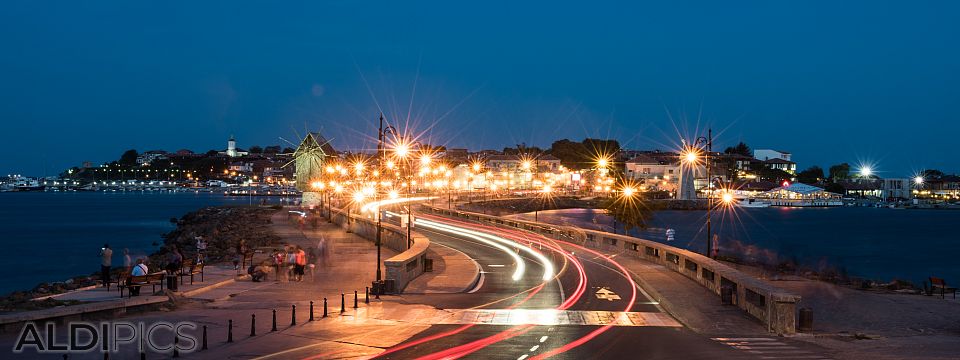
left=264, top=146, right=281, bottom=154
left=723, top=142, right=752, bottom=157
left=797, top=166, right=825, bottom=184
left=249, top=146, right=263, bottom=154
left=119, top=149, right=138, bottom=166
left=825, top=182, right=846, bottom=194
left=757, top=167, right=793, bottom=183
left=828, top=163, right=851, bottom=181
left=548, top=139, right=587, bottom=169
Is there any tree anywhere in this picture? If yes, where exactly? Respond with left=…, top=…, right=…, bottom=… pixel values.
left=797, top=166, right=825, bottom=184
left=264, top=146, right=281, bottom=154
left=249, top=146, right=263, bottom=154
left=757, top=167, right=793, bottom=183
left=825, top=182, right=846, bottom=195
left=601, top=191, right=661, bottom=231
left=548, top=139, right=587, bottom=169
left=922, top=169, right=945, bottom=179
left=828, top=163, right=851, bottom=181
left=119, top=149, right=138, bottom=166
left=723, top=142, right=751, bottom=157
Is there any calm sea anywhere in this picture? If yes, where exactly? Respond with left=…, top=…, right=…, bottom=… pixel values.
left=510, top=207, right=960, bottom=285
left=0, top=191, right=293, bottom=295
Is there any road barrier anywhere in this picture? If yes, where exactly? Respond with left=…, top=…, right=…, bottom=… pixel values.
left=326, top=205, right=430, bottom=294
left=422, top=206, right=801, bottom=335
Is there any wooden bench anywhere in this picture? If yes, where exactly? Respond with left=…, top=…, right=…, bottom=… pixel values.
left=930, top=277, right=957, bottom=299
left=178, top=260, right=205, bottom=285
left=120, top=272, right=166, bottom=298
left=105, top=270, right=129, bottom=292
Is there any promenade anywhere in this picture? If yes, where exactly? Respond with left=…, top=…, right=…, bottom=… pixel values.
left=0, top=208, right=479, bottom=359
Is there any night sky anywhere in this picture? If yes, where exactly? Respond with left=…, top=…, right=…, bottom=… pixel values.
left=2, top=1, right=958, bottom=177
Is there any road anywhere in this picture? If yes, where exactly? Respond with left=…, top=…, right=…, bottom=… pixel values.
left=373, top=213, right=764, bottom=360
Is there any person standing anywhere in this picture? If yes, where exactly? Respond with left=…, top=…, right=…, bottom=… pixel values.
left=123, top=248, right=132, bottom=272
left=295, top=246, right=307, bottom=282
left=100, top=244, right=113, bottom=288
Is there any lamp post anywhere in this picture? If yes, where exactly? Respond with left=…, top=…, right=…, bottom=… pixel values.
left=375, top=113, right=399, bottom=288
left=684, top=129, right=714, bottom=258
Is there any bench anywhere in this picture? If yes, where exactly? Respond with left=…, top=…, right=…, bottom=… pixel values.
left=105, top=270, right=129, bottom=292
left=930, top=277, right=957, bottom=299
left=179, top=260, right=205, bottom=285
left=120, top=272, right=166, bottom=298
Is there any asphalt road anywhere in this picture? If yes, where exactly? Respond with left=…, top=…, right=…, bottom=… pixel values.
left=377, top=215, right=760, bottom=360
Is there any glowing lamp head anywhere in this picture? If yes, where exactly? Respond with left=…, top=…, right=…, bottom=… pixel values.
left=622, top=186, right=636, bottom=198
left=420, top=155, right=431, bottom=166
left=914, top=176, right=924, bottom=185
left=394, top=143, right=409, bottom=158
left=352, top=191, right=365, bottom=203
left=597, top=158, right=609, bottom=168
left=860, top=166, right=873, bottom=177
left=721, top=192, right=734, bottom=204
left=521, top=161, right=532, bottom=170
left=472, top=163, right=481, bottom=172
left=388, top=190, right=399, bottom=199
left=311, top=181, right=323, bottom=189
left=684, top=151, right=698, bottom=163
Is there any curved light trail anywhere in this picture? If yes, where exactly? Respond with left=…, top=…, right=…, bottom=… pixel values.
left=360, top=196, right=437, bottom=214
left=415, top=218, right=528, bottom=281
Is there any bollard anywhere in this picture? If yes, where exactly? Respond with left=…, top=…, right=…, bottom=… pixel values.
left=340, top=293, right=345, bottom=313
left=250, top=314, right=257, bottom=336
left=310, top=301, right=315, bottom=321
left=271, top=309, right=278, bottom=331
left=354, top=290, right=358, bottom=309
left=291, top=304, right=297, bottom=326
left=365, top=287, right=369, bottom=304
left=141, top=352, right=146, bottom=360
left=63, top=355, right=68, bottom=360
left=202, top=325, right=208, bottom=350
left=105, top=353, right=109, bottom=360
left=227, top=320, right=233, bottom=343
left=323, top=298, right=328, bottom=317
left=173, top=336, right=180, bottom=358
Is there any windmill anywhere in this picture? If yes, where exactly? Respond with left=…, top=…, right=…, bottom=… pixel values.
left=283, top=132, right=335, bottom=205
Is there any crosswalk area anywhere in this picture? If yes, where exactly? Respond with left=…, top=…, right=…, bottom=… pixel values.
left=711, top=337, right=833, bottom=360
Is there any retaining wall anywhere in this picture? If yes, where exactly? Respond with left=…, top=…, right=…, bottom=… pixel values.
left=326, top=206, right=429, bottom=294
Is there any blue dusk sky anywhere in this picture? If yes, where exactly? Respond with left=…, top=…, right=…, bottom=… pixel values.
left=1, top=1, right=958, bottom=177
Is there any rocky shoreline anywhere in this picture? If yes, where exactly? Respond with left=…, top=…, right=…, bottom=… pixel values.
left=0, top=205, right=281, bottom=313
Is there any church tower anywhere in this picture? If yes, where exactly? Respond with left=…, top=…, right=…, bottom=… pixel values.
left=227, top=135, right=237, bottom=157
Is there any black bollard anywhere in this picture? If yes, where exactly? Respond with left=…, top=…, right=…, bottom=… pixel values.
left=250, top=314, right=257, bottom=336
left=340, top=293, right=345, bottom=313
left=271, top=309, right=278, bottom=331
left=323, top=297, right=328, bottom=317
left=354, top=290, right=358, bottom=309
left=105, top=353, right=109, bottom=360
left=173, top=336, right=180, bottom=358
left=227, top=319, right=233, bottom=343
left=63, top=355, right=68, bottom=360
left=310, top=301, right=315, bottom=321
left=291, top=304, right=297, bottom=326
left=202, top=325, right=208, bottom=350
left=365, top=287, right=369, bottom=304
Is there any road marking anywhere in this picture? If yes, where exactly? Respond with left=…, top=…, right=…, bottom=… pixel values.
left=711, top=337, right=832, bottom=360
left=488, top=264, right=506, bottom=267
left=424, top=309, right=681, bottom=327
left=539, top=336, right=548, bottom=343
left=517, top=355, right=529, bottom=360
left=595, top=287, right=621, bottom=301
left=530, top=345, right=540, bottom=352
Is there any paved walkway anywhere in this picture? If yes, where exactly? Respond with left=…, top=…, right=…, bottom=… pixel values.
left=0, top=208, right=481, bottom=359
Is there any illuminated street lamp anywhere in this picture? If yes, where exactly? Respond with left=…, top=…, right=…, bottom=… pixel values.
left=914, top=176, right=925, bottom=186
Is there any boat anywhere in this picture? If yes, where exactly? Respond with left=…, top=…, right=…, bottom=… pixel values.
left=738, top=198, right=771, bottom=208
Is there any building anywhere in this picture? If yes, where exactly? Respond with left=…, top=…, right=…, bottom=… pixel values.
left=762, top=158, right=797, bottom=174
left=625, top=154, right=679, bottom=181
left=219, top=135, right=249, bottom=158
left=754, top=149, right=792, bottom=162
left=763, top=183, right=843, bottom=207
left=136, top=150, right=168, bottom=166
left=880, top=178, right=912, bottom=200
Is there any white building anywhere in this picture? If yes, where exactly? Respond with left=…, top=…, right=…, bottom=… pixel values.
left=754, top=149, right=792, bottom=162
left=219, top=135, right=249, bottom=158
left=881, top=178, right=912, bottom=200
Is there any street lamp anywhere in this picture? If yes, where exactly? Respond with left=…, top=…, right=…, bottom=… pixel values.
left=375, top=113, right=400, bottom=292
left=684, top=129, right=714, bottom=258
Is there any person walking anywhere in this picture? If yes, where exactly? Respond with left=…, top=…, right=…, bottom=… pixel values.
left=166, top=245, right=183, bottom=274
left=100, top=244, right=113, bottom=288
left=195, top=236, right=207, bottom=264
left=295, top=246, right=307, bottom=282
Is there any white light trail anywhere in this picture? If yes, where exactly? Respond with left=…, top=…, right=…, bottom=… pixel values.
left=418, top=218, right=555, bottom=282
left=360, top=196, right=436, bottom=213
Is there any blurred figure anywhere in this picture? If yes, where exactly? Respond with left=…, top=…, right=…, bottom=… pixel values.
left=99, top=244, right=113, bottom=288
left=123, top=248, right=132, bottom=272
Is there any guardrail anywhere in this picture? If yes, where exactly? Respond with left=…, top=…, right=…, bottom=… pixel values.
left=422, top=205, right=800, bottom=335
left=325, top=206, right=429, bottom=294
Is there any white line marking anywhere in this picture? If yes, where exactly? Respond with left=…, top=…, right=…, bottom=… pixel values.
left=517, top=355, right=529, bottom=360
left=488, top=264, right=506, bottom=267
left=539, top=336, right=548, bottom=343
left=530, top=345, right=540, bottom=352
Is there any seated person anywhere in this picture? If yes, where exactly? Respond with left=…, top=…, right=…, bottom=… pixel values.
left=130, top=259, right=149, bottom=295
left=248, top=263, right=270, bottom=282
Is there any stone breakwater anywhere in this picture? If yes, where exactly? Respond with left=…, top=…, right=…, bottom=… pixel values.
left=0, top=205, right=281, bottom=312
